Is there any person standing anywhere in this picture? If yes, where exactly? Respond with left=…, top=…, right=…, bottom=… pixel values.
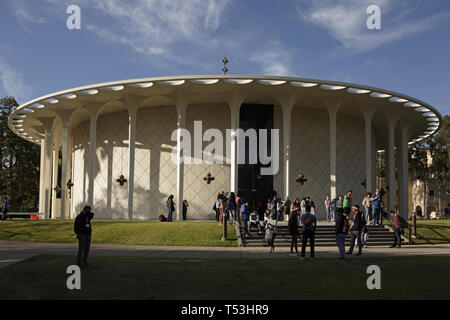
left=331, top=194, right=338, bottom=223
left=283, top=197, right=291, bottom=222
left=288, top=210, right=299, bottom=256
left=370, top=188, right=382, bottom=225
left=390, top=210, right=402, bottom=248
left=300, top=205, right=317, bottom=260
left=228, top=192, right=236, bottom=224
left=346, top=205, right=365, bottom=256
left=335, top=207, right=347, bottom=259
left=291, top=198, right=300, bottom=227
left=74, top=205, right=94, bottom=267
left=300, top=198, right=306, bottom=214
left=166, top=195, right=175, bottom=222
left=362, top=192, right=372, bottom=224
left=215, top=196, right=221, bottom=221
left=336, top=195, right=344, bottom=210
left=265, top=212, right=278, bottom=253
left=241, top=202, right=250, bottom=237
left=182, top=200, right=188, bottom=220
left=2, top=197, right=8, bottom=221
left=324, top=195, right=332, bottom=222
left=343, top=191, right=352, bottom=216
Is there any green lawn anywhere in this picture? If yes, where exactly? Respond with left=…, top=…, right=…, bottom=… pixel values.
left=0, top=254, right=449, bottom=299
left=384, top=219, right=450, bottom=244
left=0, top=220, right=238, bottom=247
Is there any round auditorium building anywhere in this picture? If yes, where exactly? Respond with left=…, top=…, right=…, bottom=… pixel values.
left=8, top=75, right=442, bottom=220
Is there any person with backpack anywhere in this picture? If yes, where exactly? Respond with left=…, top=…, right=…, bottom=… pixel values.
left=390, top=210, right=404, bottom=248
left=335, top=207, right=347, bottom=259
left=346, top=205, right=365, bottom=256
left=300, top=205, right=317, bottom=260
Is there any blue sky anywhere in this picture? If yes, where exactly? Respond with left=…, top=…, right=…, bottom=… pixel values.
left=0, top=0, right=449, bottom=116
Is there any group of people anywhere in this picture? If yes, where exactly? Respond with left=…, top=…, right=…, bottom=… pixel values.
left=324, top=188, right=385, bottom=226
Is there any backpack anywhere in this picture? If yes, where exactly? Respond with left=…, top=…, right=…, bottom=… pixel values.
left=342, top=219, right=349, bottom=233
left=304, top=216, right=313, bottom=231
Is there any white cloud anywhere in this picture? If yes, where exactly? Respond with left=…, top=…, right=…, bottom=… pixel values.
left=249, top=42, right=295, bottom=76
left=11, top=0, right=46, bottom=34
left=77, top=0, right=231, bottom=62
left=297, top=0, right=450, bottom=54
left=0, top=56, right=32, bottom=104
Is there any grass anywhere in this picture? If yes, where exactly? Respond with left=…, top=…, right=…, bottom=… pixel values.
left=384, top=219, right=450, bottom=244
left=0, top=220, right=238, bottom=247
left=0, top=254, right=449, bottom=299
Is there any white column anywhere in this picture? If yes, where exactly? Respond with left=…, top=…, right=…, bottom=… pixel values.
left=283, top=107, right=292, bottom=200
left=36, top=117, right=55, bottom=219
left=43, top=132, right=53, bottom=219
left=387, top=116, right=399, bottom=211
left=87, top=112, right=98, bottom=207
left=326, top=101, right=341, bottom=198
left=399, top=123, right=410, bottom=218
left=229, top=103, right=240, bottom=193
left=60, top=123, right=69, bottom=219
left=127, top=106, right=138, bottom=220
left=51, top=147, right=58, bottom=219
left=39, top=140, right=45, bottom=213
left=176, top=103, right=187, bottom=220
left=278, top=96, right=295, bottom=200
left=363, top=108, right=376, bottom=193
left=371, top=130, right=377, bottom=192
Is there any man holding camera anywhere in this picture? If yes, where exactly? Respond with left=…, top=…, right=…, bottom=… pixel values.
left=74, top=205, right=95, bottom=267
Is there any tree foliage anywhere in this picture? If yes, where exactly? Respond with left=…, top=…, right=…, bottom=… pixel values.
left=0, top=97, right=40, bottom=211
left=409, top=115, right=449, bottom=193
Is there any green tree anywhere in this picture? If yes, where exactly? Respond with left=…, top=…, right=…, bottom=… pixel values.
left=0, top=96, right=40, bottom=211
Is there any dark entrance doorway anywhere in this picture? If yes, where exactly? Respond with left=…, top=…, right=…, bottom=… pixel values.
left=238, top=104, right=276, bottom=215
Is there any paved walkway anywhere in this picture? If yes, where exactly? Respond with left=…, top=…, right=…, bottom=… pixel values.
left=1, top=240, right=449, bottom=268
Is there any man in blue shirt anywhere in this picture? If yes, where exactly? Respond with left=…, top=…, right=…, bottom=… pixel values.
left=370, top=188, right=382, bottom=225
left=2, top=197, right=8, bottom=221
left=241, top=202, right=250, bottom=237
left=300, top=205, right=317, bottom=260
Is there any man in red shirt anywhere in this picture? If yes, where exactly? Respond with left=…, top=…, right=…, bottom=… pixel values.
left=390, top=210, right=402, bottom=248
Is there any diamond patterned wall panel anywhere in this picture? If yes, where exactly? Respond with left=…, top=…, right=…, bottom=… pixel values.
left=71, top=121, right=89, bottom=216
left=94, top=110, right=129, bottom=219
left=184, top=104, right=231, bottom=219
left=290, top=107, right=330, bottom=219
left=336, top=115, right=365, bottom=208
left=134, top=106, right=177, bottom=219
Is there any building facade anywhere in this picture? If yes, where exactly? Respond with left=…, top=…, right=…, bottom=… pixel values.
left=8, top=75, right=442, bottom=220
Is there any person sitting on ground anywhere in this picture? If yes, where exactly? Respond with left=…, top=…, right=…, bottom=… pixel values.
left=249, top=210, right=263, bottom=234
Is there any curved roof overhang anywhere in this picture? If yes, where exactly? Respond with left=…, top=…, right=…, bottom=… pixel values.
left=8, top=75, right=442, bottom=149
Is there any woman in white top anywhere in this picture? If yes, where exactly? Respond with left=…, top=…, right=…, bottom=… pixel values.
left=265, top=212, right=278, bottom=253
